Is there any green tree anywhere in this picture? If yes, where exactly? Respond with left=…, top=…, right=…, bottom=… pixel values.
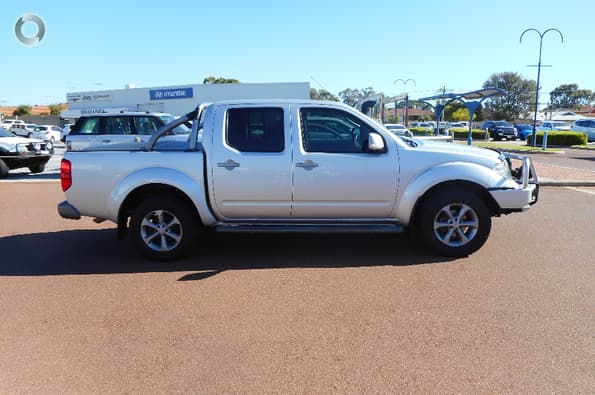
left=48, top=104, right=62, bottom=116
left=203, top=76, right=240, bottom=84
left=338, top=87, right=378, bottom=107
left=550, top=83, right=594, bottom=108
left=443, top=102, right=465, bottom=121
left=338, top=88, right=363, bottom=107
left=451, top=107, right=471, bottom=122
left=13, top=105, right=32, bottom=116
left=310, top=88, right=339, bottom=101
left=482, top=72, right=536, bottom=120
left=360, top=87, right=377, bottom=98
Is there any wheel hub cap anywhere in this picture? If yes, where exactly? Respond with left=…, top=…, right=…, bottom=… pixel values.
left=433, top=203, right=479, bottom=247
left=140, top=209, right=183, bottom=252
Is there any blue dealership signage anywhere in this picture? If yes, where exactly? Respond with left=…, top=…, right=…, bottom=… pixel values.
left=149, top=87, right=193, bottom=101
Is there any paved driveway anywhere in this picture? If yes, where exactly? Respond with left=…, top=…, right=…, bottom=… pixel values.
left=0, top=183, right=593, bottom=393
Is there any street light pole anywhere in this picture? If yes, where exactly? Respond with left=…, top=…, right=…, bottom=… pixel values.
left=520, top=28, right=563, bottom=147
left=393, top=78, right=416, bottom=125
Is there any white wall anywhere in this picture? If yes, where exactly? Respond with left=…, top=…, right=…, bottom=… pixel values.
left=63, top=82, right=310, bottom=118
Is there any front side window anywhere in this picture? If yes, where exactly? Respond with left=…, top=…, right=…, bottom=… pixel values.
left=226, top=108, right=284, bottom=152
left=300, top=108, right=380, bottom=153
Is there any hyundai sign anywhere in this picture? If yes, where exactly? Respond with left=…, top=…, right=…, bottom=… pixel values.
left=149, top=87, right=193, bottom=101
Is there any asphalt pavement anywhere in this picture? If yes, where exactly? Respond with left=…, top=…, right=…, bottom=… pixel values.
left=1, top=184, right=593, bottom=393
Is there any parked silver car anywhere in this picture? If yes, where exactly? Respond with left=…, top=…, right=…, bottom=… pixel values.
left=66, top=111, right=190, bottom=151
left=570, top=119, right=595, bottom=142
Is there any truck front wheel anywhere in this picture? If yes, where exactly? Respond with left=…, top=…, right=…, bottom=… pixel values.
left=29, top=163, right=46, bottom=173
left=130, top=197, right=198, bottom=261
left=0, top=159, right=9, bottom=178
left=415, top=188, right=491, bottom=257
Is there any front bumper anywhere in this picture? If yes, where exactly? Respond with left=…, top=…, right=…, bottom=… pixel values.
left=489, top=153, right=539, bottom=211
left=0, top=153, right=51, bottom=169
left=0, top=141, right=52, bottom=170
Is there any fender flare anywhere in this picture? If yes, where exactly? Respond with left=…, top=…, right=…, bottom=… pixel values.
left=106, top=167, right=217, bottom=226
left=395, top=161, right=510, bottom=225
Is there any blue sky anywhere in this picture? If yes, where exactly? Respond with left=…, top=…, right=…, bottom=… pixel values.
left=1, top=0, right=592, bottom=106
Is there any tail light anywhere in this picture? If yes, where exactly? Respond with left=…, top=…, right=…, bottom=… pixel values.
left=60, top=159, right=72, bottom=191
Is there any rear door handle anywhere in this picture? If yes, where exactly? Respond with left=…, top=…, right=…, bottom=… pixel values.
left=296, top=159, right=318, bottom=169
left=217, top=159, right=240, bottom=169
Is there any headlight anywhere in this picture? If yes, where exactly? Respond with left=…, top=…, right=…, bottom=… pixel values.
left=492, top=160, right=512, bottom=180
left=16, top=144, right=28, bottom=154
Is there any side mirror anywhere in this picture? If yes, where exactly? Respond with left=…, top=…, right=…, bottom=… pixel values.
left=368, top=132, right=385, bottom=152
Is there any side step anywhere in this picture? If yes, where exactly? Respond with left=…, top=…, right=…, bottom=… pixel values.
left=214, top=223, right=405, bottom=234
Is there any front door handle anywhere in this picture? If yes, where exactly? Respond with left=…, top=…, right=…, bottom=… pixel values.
left=217, top=159, right=240, bottom=169
left=296, top=159, right=318, bottom=169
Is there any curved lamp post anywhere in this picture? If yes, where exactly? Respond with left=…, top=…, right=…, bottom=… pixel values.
left=393, top=78, right=416, bottom=125
left=520, top=28, right=563, bottom=147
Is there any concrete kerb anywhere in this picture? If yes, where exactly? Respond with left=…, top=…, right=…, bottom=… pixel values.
left=538, top=179, right=595, bottom=187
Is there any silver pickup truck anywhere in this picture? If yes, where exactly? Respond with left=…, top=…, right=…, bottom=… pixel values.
left=58, top=100, right=538, bottom=261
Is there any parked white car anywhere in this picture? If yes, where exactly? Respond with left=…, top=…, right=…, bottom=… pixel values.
left=11, top=123, right=38, bottom=138
left=31, top=125, right=63, bottom=146
left=384, top=123, right=413, bottom=137
left=60, top=123, right=74, bottom=142
left=570, top=118, right=595, bottom=142
left=0, top=119, right=25, bottom=130
left=538, top=121, right=571, bottom=131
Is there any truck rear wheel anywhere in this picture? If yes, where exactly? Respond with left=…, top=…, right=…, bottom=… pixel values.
left=415, top=188, right=491, bottom=257
left=130, top=196, right=198, bottom=261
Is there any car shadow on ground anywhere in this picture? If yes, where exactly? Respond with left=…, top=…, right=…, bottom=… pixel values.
left=0, top=229, right=456, bottom=280
left=569, top=155, right=595, bottom=162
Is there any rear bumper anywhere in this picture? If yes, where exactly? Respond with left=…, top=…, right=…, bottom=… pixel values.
left=58, top=200, right=81, bottom=220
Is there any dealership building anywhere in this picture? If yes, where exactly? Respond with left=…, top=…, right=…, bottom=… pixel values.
left=61, top=82, right=310, bottom=119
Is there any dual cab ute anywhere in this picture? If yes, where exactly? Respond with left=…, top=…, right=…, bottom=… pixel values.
left=58, top=100, right=538, bottom=261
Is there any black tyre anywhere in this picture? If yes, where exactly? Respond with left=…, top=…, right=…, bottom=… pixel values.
left=0, top=159, right=8, bottom=178
left=29, top=163, right=46, bottom=173
left=130, top=196, right=199, bottom=261
left=415, top=188, right=491, bottom=257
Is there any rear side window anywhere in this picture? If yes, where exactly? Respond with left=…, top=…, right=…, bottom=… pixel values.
left=226, top=108, right=284, bottom=152
left=103, top=116, right=133, bottom=135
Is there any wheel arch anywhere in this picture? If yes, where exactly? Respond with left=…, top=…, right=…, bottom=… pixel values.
left=409, top=180, right=500, bottom=230
left=117, top=183, right=201, bottom=239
